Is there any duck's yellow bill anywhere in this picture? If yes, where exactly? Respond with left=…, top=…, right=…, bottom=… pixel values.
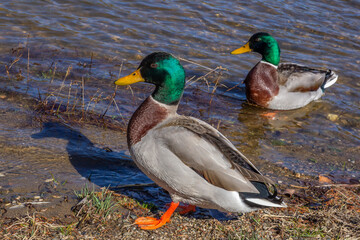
left=114, top=69, right=144, bottom=85
left=231, top=42, right=251, bottom=55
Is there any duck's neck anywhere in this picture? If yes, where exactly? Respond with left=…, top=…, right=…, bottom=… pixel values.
left=151, top=60, right=185, bottom=105
left=261, top=39, right=280, bottom=66
left=127, top=96, right=178, bottom=146
left=152, top=83, right=183, bottom=105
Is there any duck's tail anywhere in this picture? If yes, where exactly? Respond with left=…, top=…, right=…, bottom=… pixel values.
left=241, top=182, right=287, bottom=208
left=322, top=70, right=338, bottom=89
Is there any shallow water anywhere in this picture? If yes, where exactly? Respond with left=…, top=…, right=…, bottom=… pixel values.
left=0, top=0, right=359, bottom=208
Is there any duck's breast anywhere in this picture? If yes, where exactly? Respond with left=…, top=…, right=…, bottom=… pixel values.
left=244, top=62, right=279, bottom=107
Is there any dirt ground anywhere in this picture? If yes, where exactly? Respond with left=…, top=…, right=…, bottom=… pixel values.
left=1, top=180, right=359, bottom=239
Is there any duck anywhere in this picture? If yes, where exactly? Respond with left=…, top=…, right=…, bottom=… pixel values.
left=231, top=32, right=338, bottom=110
left=115, top=52, right=286, bottom=230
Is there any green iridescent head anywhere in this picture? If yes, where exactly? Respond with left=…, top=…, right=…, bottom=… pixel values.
left=231, top=32, right=281, bottom=66
left=115, top=52, right=185, bottom=105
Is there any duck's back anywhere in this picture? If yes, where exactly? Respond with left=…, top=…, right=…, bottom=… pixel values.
left=277, top=63, right=336, bottom=92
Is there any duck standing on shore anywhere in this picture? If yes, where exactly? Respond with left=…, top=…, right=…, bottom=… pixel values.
left=114, top=52, right=286, bottom=230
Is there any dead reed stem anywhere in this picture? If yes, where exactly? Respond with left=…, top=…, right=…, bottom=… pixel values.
left=50, top=62, right=57, bottom=83
left=177, top=56, right=214, bottom=71
left=102, top=61, right=123, bottom=118
left=81, top=76, right=85, bottom=119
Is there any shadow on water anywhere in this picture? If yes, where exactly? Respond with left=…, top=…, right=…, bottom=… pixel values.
left=31, top=121, right=232, bottom=220
left=31, top=122, right=141, bottom=187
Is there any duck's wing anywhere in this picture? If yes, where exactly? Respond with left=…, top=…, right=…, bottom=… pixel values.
left=277, top=63, right=337, bottom=92
left=158, top=116, right=275, bottom=194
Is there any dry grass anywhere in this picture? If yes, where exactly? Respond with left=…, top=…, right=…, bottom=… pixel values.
left=1, top=212, right=77, bottom=240
left=1, top=185, right=359, bottom=239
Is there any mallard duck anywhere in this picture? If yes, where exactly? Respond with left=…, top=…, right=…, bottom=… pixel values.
left=231, top=32, right=338, bottom=110
left=115, top=52, right=286, bottom=230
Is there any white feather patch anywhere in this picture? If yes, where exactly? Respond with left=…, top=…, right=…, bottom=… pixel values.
left=323, top=74, right=338, bottom=88
left=246, top=198, right=287, bottom=208
left=260, top=60, right=278, bottom=69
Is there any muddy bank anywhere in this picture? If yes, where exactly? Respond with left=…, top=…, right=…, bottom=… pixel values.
left=1, top=183, right=359, bottom=239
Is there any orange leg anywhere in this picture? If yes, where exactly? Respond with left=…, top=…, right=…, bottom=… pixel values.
left=135, top=202, right=179, bottom=230
left=178, top=204, right=196, bottom=215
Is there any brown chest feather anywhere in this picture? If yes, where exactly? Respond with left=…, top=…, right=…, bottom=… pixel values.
left=244, top=62, right=279, bottom=107
left=127, top=97, right=169, bottom=146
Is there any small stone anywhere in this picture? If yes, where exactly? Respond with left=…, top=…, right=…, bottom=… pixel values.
left=0, top=94, right=6, bottom=99
left=295, top=173, right=301, bottom=178
left=45, top=178, right=53, bottom=182
left=0, top=173, right=5, bottom=177
left=319, top=175, right=332, bottom=183
left=340, top=119, right=348, bottom=125
left=38, top=199, right=43, bottom=202
left=278, top=180, right=283, bottom=184
left=327, top=113, right=338, bottom=121
left=34, top=196, right=41, bottom=199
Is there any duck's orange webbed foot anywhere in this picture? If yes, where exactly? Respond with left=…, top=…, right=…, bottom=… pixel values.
left=261, top=111, right=278, bottom=120
left=178, top=204, right=196, bottom=215
left=134, top=202, right=179, bottom=230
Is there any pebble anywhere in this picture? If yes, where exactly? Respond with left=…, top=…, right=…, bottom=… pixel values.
left=0, top=173, right=5, bottom=177
left=327, top=113, right=338, bottom=121
left=295, top=173, right=301, bottom=178
left=0, top=94, right=6, bottom=99
left=340, top=119, right=348, bottom=125
left=34, top=196, right=41, bottom=199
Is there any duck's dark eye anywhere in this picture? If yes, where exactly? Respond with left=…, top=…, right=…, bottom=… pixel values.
left=132, top=73, right=136, bottom=76
left=150, top=63, right=158, bottom=68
